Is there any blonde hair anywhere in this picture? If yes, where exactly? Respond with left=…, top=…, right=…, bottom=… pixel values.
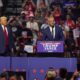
left=0, top=16, right=7, bottom=20
left=47, top=16, right=54, bottom=20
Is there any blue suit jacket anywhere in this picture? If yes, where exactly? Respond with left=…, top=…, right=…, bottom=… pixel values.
left=41, top=26, right=64, bottom=41
left=0, top=25, right=15, bottom=53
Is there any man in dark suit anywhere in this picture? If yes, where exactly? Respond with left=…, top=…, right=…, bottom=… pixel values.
left=41, top=17, right=64, bottom=41
left=55, top=68, right=67, bottom=80
left=0, top=16, right=15, bottom=56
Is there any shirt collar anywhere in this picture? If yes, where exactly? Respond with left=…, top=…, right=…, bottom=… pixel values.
left=49, top=26, right=55, bottom=32
left=1, top=25, right=5, bottom=30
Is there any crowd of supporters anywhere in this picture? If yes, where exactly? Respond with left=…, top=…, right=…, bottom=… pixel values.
left=0, top=67, right=80, bottom=80
left=45, top=67, right=80, bottom=80
left=0, top=0, right=80, bottom=57
left=0, top=71, right=25, bottom=80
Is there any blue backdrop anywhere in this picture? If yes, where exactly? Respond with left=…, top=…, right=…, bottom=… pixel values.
left=27, top=58, right=77, bottom=80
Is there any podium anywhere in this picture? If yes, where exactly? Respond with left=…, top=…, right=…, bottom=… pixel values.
left=37, top=41, right=64, bottom=53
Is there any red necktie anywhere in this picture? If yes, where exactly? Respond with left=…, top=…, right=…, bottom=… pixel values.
left=4, top=26, right=8, bottom=46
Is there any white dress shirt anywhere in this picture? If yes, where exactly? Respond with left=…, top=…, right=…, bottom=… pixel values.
left=49, top=26, right=55, bottom=38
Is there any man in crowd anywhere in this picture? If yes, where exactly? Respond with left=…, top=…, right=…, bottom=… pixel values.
left=26, top=14, right=39, bottom=45
left=9, top=73, right=17, bottom=80
left=0, top=16, right=15, bottom=56
left=45, top=67, right=57, bottom=80
left=41, top=16, right=64, bottom=41
left=0, top=72, right=8, bottom=80
left=55, top=68, right=67, bottom=80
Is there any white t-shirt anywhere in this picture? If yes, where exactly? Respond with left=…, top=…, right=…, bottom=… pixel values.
left=64, top=22, right=70, bottom=31
left=26, top=21, right=39, bottom=31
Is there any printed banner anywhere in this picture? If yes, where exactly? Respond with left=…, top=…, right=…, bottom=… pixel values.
left=37, top=41, right=64, bottom=53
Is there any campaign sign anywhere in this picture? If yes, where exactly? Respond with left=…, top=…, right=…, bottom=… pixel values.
left=37, top=41, right=64, bottom=53
left=63, top=2, right=77, bottom=8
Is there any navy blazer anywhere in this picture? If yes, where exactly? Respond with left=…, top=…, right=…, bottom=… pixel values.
left=0, top=25, right=15, bottom=53
left=41, top=26, right=64, bottom=41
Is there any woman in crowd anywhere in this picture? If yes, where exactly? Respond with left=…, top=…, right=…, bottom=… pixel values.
left=53, top=5, right=61, bottom=25
left=21, top=0, right=36, bottom=20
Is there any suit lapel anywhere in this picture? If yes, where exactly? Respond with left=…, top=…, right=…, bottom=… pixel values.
left=54, top=26, right=57, bottom=40
left=0, top=25, right=5, bottom=40
left=0, top=25, right=4, bottom=34
left=55, top=26, right=59, bottom=40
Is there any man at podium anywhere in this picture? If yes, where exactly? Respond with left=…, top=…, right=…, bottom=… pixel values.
left=41, top=16, right=64, bottom=41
